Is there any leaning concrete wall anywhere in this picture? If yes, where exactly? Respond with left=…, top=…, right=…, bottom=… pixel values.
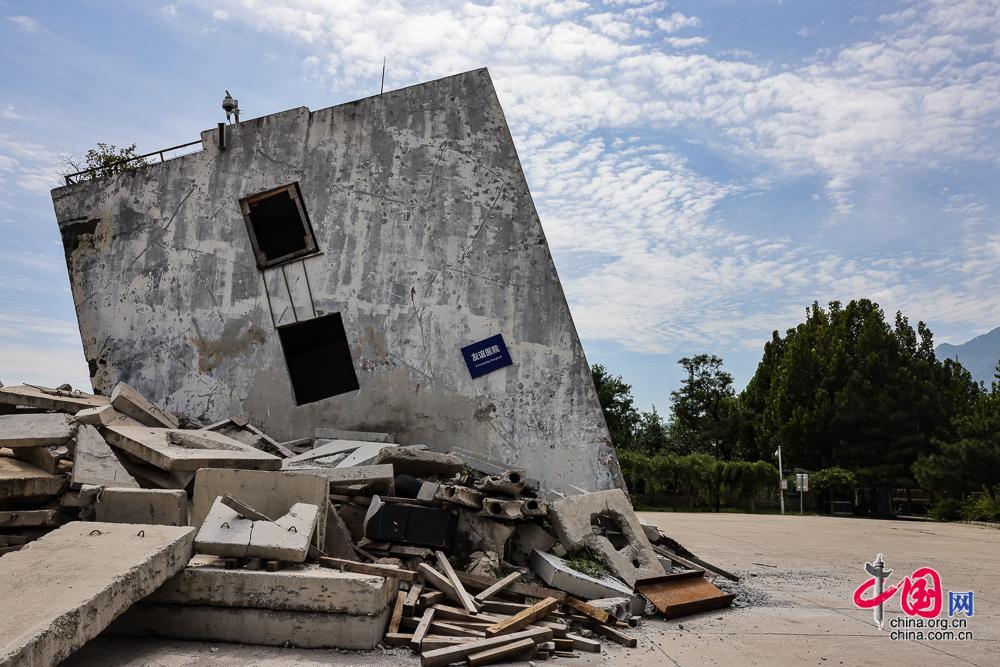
left=50, top=68, right=621, bottom=491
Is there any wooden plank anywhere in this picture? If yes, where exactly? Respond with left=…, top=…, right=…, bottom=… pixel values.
left=420, top=590, right=446, bottom=607
left=652, top=544, right=739, bottom=581
left=383, top=631, right=412, bottom=646
left=566, top=633, right=601, bottom=653
left=473, top=571, right=521, bottom=603
left=420, top=635, right=474, bottom=650
left=553, top=638, right=575, bottom=651
left=564, top=596, right=612, bottom=625
left=403, top=581, right=424, bottom=616
left=430, top=604, right=506, bottom=624
left=419, top=627, right=552, bottom=667
left=411, top=608, right=436, bottom=649
left=467, top=637, right=536, bottom=666
left=417, top=563, right=466, bottom=608
left=389, top=590, right=407, bottom=634
left=456, top=570, right=566, bottom=602
left=319, top=556, right=415, bottom=582
left=485, top=597, right=558, bottom=637
left=265, top=560, right=284, bottom=572
left=589, top=623, right=637, bottom=647
left=435, top=550, right=478, bottom=615
left=480, top=600, right=530, bottom=615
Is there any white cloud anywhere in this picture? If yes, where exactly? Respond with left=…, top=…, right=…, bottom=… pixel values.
left=1, top=104, right=23, bottom=120
left=7, top=15, right=39, bottom=33
left=655, top=11, right=701, bottom=33
left=212, top=9, right=228, bottom=21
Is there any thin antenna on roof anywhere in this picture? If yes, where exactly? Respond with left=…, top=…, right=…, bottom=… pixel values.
left=380, top=57, right=386, bottom=94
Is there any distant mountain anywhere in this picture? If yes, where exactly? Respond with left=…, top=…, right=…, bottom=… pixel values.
left=937, top=327, right=1000, bottom=387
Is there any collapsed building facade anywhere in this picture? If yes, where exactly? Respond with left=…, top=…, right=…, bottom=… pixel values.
left=49, top=68, right=620, bottom=492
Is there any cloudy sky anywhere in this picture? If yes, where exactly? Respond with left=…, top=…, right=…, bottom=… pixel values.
left=1, top=0, right=998, bottom=410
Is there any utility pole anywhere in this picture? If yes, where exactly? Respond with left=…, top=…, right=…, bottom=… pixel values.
left=775, top=446, right=785, bottom=515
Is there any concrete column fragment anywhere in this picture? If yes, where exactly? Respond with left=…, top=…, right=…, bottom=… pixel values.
left=529, top=549, right=634, bottom=601
left=435, top=484, right=484, bottom=509
left=375, top=446, right=465, bottom=477
left=0, top=522, right=195, bottom=667
left=479, top=498, right=524, bottom=521
left=95, top=488, right=189, bottom=526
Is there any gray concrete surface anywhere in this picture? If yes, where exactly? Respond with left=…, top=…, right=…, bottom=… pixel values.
left=50, top=69, right=621, bottom=493
left=64, top=513, right=999, bottom=666
left=95, top=487, right=188, bottom=526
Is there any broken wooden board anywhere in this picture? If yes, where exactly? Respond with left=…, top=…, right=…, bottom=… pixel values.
left=0, top=384, right=108, bottom=414
left=456, top=570, right=567, bottom=602
left=419, top=627, right=552, bottom=667
left=103, top=425, right=281, bottom=472
left=0, top=522, right=194, bottom=666
left=0, top=456, right=66, bottom=499
left=0, top=413, right=73, bottom=448
left=635, top=571, right=735, bottom=618
left=485, top=597, right=558, bottom=637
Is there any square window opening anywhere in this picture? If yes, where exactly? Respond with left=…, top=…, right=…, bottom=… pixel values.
left=240, top=183, right=319, bottom=268
left=278, top=313, right=360, bottom=405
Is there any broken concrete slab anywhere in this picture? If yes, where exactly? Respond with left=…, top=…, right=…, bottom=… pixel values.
left=521, top=498, right=548, bottom=518
left=195, top=498, right=318, bottom=562
left=0, top=521, right=194, bottom=666
left=336, top=442, right=397, bottom=468
left=95, top=488, right=189, bottom=526
left=71, top=404, right=141, bottom=428
left=115, top=455, right=196, bottom=490
left=72, top=424, right=140, bottom=488
left=284, top=463, right=394, bottom=494
left=0, top=508, right=65, bottom=528
left=0, top=456, right=66, bottom=499
left=191, top=468, right=328, bottom=547
left=530, top=549, right=635, bottom=601
left=435, top=483, right=484, bottom=509
left=249, top=502, right=318, bottom=562
left=13, top=444, right=70, bottom=475
left=315, top=428, right=395, bottom=443
left=0, top=384, right=109, bottom=414
left=0, top=413, right=73, bottom=448
left=417, top=481, right=441, bottom=502
left=110, top=382, right=179, bottom=429
left=375, top=447, right=465, bottom=477
left=324, top=501, right=355, bottom=559
left=103, top=425, right=282, bottom=472
left=456, top=509, right=515, bottom=555
left=451, top=448, right=541, bottom=492
left=149, top=555, right=395, bottom=614
left=510, top=523, right=557, bottom=565
left=199, top=419, right=294, bottom=458
left=109, top=602, right=391, bottom=650
left=548, top=489, right=662, bottom=586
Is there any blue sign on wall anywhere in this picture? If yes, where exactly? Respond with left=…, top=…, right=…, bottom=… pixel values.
left=461, top=333, right=513, bottom=379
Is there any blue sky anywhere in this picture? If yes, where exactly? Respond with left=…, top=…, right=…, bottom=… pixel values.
left=1, top=0, right=998, bottom=412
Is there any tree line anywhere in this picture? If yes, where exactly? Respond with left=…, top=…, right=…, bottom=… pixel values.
left=595, top=299, right=1000, bottom=521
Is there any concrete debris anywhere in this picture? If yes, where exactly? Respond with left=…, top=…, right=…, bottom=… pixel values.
left=95, top=487, right=189, bottom=526
left=71, top=424, right=140, bottom=488
left=0, top=522, right=194, bottom=666
left=549, top=488, right=663, bottom=586
left=375, top=446, right=465, bottom=477
left=194, top=497, right=318, bottom=563
left=0, top=375, right=724, bottom=664
left=474, top=469, right=526, bottom=497
left=110, top=382, right=180, bottom=429
left=0, top=412, right=74, bottom=448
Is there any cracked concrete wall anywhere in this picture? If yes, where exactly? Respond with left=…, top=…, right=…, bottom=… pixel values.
left=50, top=68, right=622, bottom=492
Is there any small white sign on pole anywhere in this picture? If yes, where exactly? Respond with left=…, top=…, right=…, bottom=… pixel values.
left=796, top=473, right=809, bottom=492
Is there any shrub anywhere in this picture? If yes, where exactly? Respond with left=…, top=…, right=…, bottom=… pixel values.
left=928, top=498, right=962, bottom=521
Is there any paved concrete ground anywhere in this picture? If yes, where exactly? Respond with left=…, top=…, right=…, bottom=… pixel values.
left=66, top=513, right=999, bottom=666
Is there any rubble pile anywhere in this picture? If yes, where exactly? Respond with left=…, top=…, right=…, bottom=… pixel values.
left=0, top=380, right=737, bottom=665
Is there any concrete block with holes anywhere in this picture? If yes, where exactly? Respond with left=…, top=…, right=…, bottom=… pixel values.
left=548, top=488, right=662, bottom=586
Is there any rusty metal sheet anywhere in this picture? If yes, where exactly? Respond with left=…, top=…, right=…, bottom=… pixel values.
left=634, top=571, right=735, bottom=619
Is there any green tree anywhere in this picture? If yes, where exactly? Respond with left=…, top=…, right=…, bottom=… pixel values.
left=811, top=466, right=858, bottom=513
left=63, top=142, right=148, bottom=180
left=633, top=406, right=669, bottom=454
left=743, top=300, right=978, bottom=488
left=914, top=363, right=1000, bottom=499
left=591, top=364, right=639, bottom=450
left=668, top=355, right=737, bottom=458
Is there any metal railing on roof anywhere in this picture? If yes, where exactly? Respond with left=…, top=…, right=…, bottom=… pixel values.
left=63, top=139, right=203, bottom=186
